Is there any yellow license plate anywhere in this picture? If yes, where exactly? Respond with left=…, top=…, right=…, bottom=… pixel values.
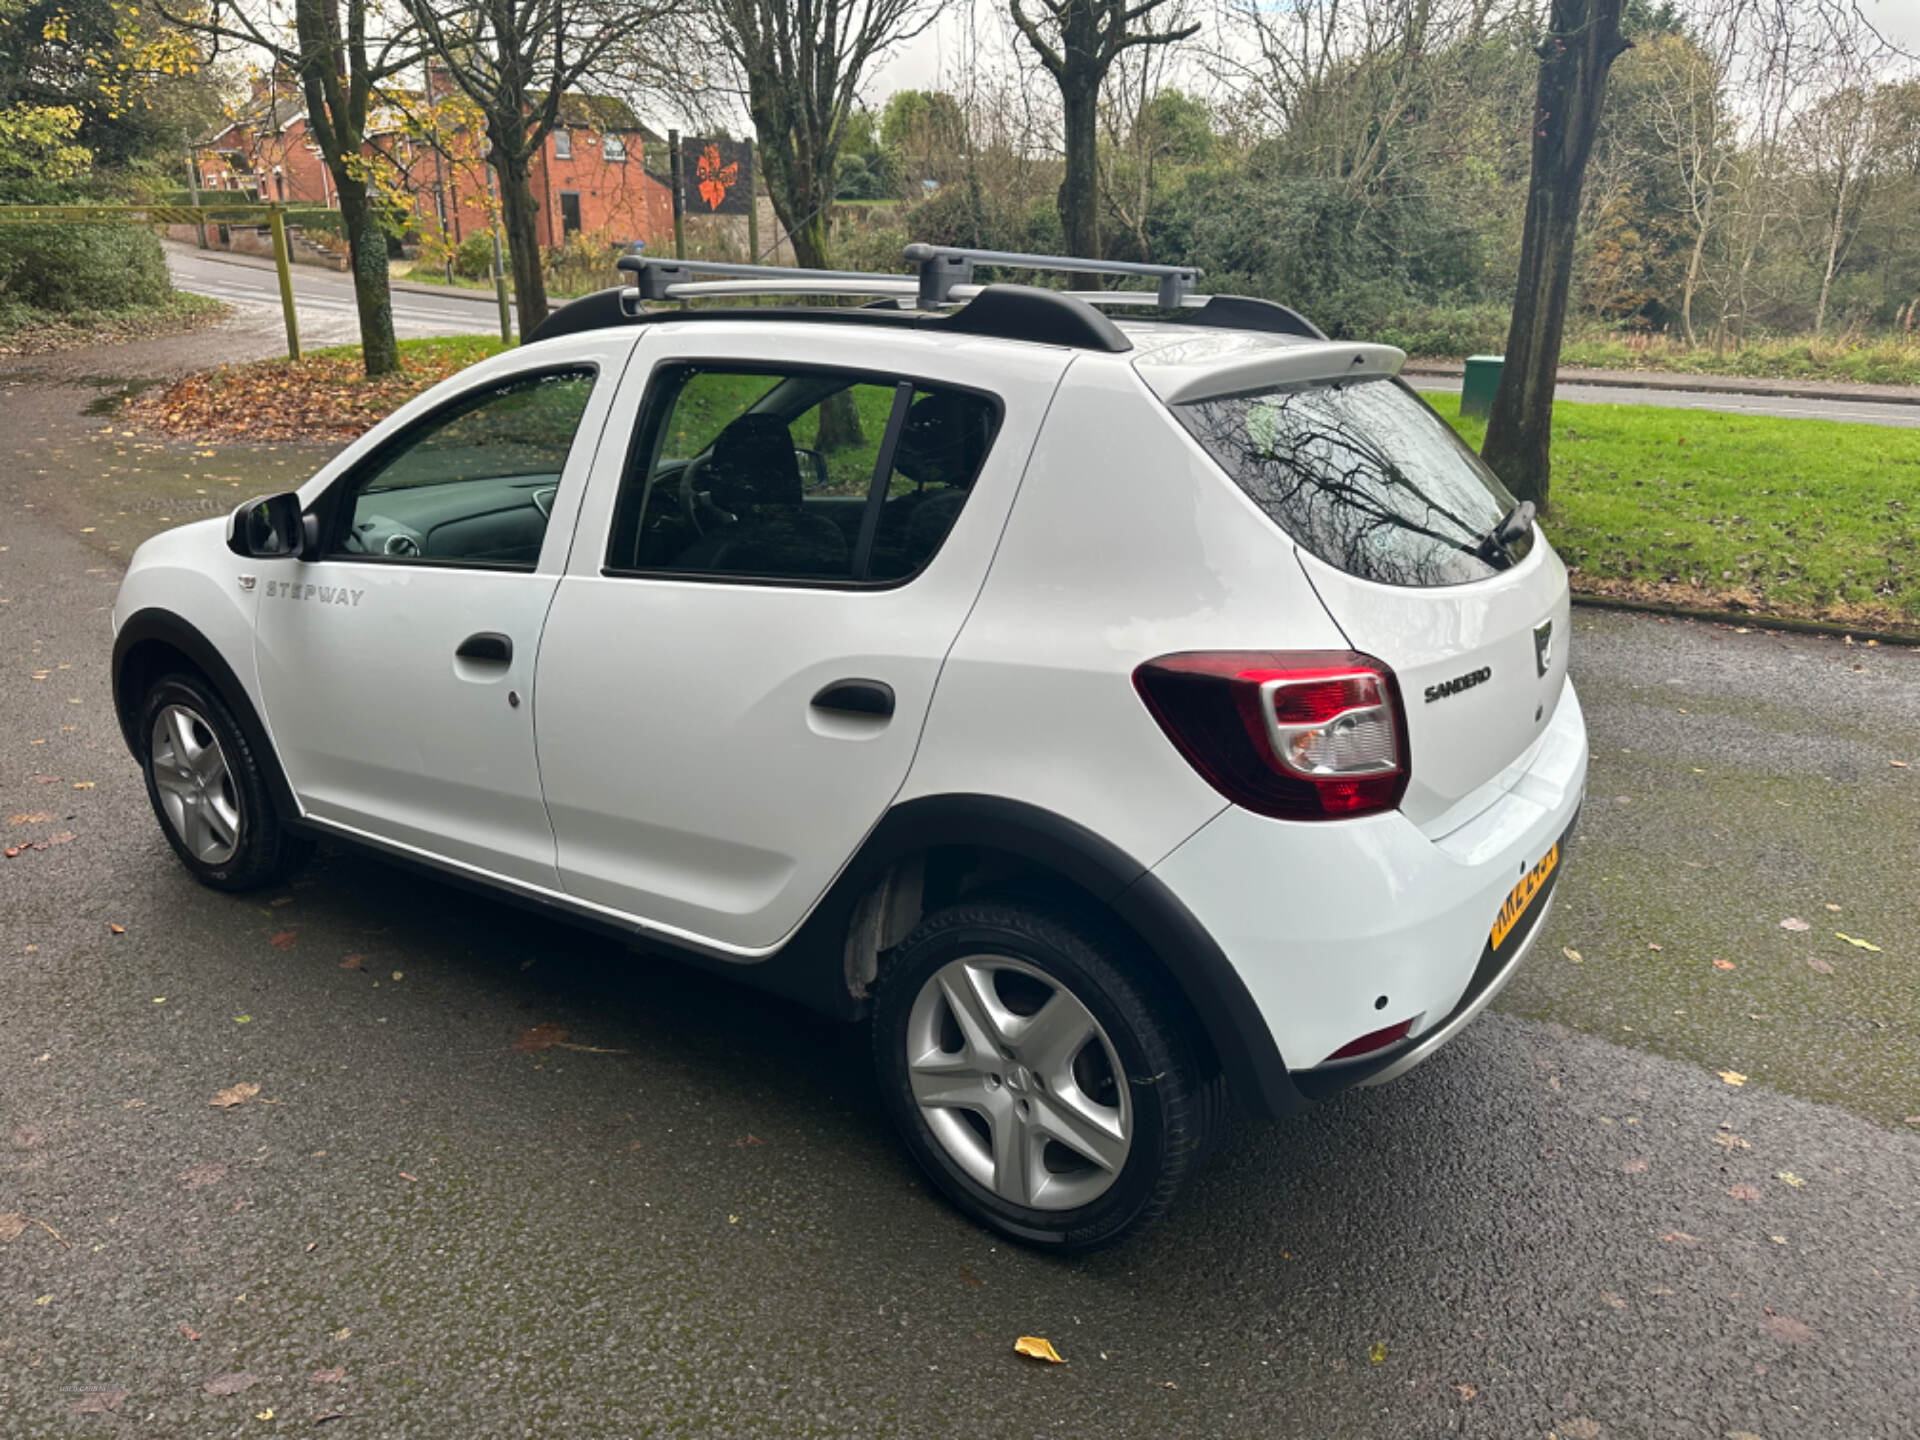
left=1491, top=842, right=1559, bottom=952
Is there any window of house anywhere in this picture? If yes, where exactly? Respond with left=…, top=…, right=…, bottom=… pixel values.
left=328, top=368, right=596, bottom=570
left=604, top=133, right=626, bottom=162
left=554, top=129, right=572, bottom=160
left=607, top=365, right=1000, bottom=586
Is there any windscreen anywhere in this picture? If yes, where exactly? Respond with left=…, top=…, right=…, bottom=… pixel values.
left=1174, top=378, right=1530, bottom=587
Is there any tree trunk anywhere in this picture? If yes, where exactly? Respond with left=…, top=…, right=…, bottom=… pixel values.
left=1059, top=77, right=1100, bottom=284
left=1481, top=0, right=1630, bottom=511
left=1681, top=189, right=1711, bottom=347
left=1814, top=175, right=1850, bottom=337
left=493, top=139, right=547, bottom=340
left=333, top=167, right=399, bottom=377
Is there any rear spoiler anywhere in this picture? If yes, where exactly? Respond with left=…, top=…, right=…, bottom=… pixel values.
left=1134, top=342, right=1406, bottom=405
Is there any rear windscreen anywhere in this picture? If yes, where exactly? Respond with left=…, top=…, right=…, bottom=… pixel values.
left=1174, top=378, right=1531, bottom=587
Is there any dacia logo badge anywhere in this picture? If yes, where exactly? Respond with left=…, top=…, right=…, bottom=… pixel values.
left=1533, top=618, right=1554, bottom=678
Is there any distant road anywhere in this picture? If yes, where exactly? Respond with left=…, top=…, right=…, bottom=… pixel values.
left=163, top=243, right=1920, bottom=427
left=164, top=241, right=503, bottom=347
left=1407, top=371, right=1920, bottom=428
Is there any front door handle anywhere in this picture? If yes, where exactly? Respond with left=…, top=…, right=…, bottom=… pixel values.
left=456, top=632, right=513, bottom=664
left=810, top=679, right=894, bottom=719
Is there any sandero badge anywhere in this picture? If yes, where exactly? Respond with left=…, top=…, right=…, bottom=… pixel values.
left=1424, top=665, right=1492, bottom=704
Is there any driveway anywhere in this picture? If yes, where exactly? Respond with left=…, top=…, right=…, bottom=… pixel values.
left=3, top=326, right=1918, bottom=1438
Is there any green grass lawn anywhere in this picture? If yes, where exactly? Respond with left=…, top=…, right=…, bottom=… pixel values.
left=1446, top=399, right=1920, bottom=625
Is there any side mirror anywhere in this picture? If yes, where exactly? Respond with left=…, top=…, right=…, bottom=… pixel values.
left=227, top=493, right=306, bottom=559
left=794, top=446, right=830, bottom=491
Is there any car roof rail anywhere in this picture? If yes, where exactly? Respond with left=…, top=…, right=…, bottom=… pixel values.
left=905, top=243, right=1199, bottom=308
left=617, top=253, right=910, bottom=303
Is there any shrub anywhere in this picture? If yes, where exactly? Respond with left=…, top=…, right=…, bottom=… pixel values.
left=0, top=223, right=171, bottom=313
left=453, top=231, right=503, bottom=280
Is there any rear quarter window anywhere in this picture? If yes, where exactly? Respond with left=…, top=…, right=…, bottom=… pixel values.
left=1174, top=378, right=1530, bottom=587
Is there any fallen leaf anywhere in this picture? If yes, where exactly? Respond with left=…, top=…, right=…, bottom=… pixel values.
left=233, top=1014, right=251, bottom=1024
left=1622, top=1157, right=1649, bottom=1173
left=513, top=1022, right=568, bottom=1053
left=1717, top=1070, right=1747, bottom=1086
left=255, top=1409, right=275, bottom=1421
left=0, top=1213, right=27, bottom=1243
left=1806, top=957, right=1834, bottom=975
left=1453, top=1383, right=1477, bottom=1402
left=1659, top=1231, right=1698, bottom=1245
left=1014, top=1336, right=1065, bottom=1364
left=1779, top=917, right=1810, bottom=932
left=1648, top=942, right=1663, bottom=951
left=1599, top=1290, right=1627, bottom=1309
left=1834, top=932, right=1882, bottom=952
left=108, top=923, right=125, bottom=935
left=333, top=1327, right=351, bottom=1341
left=1824, top=903, right=1842, bottom=911
left=305, top=1241, right=317, bottom=1253
left=71, top=780, right=94, bottom=789
left=1893, top=760, right=1910, bottom=768
left=1713, top=958, right=1735, bottom=971
left=34, top=1294, right=51, bottom=1305
left=1760, top=1309, right=1813, bottom=1346
left=180, top=1324, right=201, bottom=1340
left=72, top=1388, right=127, bottom=1414
left=202, top=1371, right=258, bottom=1396
left=1727, top=1183, right=1763, bottom=1201
left=1712, top=1132, right=1751, bottom=1150
left=339, top=954, right=364, bottom=970
left=179, top=1162, right=228, bottom=1189
left=211, top=1082, right=261, bottom=1109
left=1560, top=1421, right=1602, bottom=1440
left=269, top=931, right=297, bottom=950
left=9, top=812, right=53, bottom=825
left=1368, top=1340, right=1388, bottom=1365
left=310, top=1366, right=345, bottom=1385
left=1562, top=946, right=1582, bottom=963
left=398, top=1171, right=418, bottom=1183
left=1776, top=1171, right=1805, bottom=1188
left=390, top=971, right=403, bottom=981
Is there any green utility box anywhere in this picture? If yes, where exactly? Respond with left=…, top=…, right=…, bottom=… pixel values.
left=1460, top=354, right=1504, bottom=418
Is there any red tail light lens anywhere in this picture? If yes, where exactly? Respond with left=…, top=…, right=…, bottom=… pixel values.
left=1133, top=651, right=1409, bottom=820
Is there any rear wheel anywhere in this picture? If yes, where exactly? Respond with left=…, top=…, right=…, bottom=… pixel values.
left=872, top=897, right=1211, bottom=1251
left=138, top=674, right=311, bottom=892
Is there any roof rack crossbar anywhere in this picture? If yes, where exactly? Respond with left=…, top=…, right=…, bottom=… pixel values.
left=616, top=253, right=909, bottom=302
left=903, top=243, right=1199, bottom=308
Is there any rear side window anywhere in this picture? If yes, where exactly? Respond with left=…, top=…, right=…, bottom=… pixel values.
left=1174, top=378, right=1530, bottom=587
left=607, top=365, right=999, bottom=585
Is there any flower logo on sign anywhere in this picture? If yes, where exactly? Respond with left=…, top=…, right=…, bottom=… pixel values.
left=696, top=143, right=738, bottom=211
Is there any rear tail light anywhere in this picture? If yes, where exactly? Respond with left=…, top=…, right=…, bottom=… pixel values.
left=1132, top=651, right=1409, bottom=820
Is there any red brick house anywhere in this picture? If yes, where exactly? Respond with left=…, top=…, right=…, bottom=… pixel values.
left=193, top=74, right=673, bottom=257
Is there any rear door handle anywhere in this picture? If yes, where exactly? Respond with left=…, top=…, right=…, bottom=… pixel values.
left=456, top=632, right=513, bottom=664
left=810, top=679, right=894, bottom=719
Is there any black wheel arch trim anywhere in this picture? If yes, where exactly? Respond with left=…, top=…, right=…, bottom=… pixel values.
left=111, top=608, right=301, bottom=822
left=789, top=794, right=1308, bottom=1119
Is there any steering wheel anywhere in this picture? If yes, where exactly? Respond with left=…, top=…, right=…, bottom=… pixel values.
left=679, top=453, right=731, bottom=536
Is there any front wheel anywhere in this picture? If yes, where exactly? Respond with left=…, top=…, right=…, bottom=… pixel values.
left=872, top=898, right=1212, bottom=1251
left=138, top=673, right=311, bottom=892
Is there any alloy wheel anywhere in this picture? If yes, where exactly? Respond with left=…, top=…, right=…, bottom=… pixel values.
left=904, top=955, right=1132, bottom=1211
left=149, top=704, right=242, bottom=865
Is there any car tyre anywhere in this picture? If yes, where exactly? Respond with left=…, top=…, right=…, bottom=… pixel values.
left=138, top=673, right=312, bottom=892
left=872, top=896, right=1210, bottom=1251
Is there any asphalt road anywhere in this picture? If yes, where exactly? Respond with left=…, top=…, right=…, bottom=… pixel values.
left=4, top=324, right=1920, bottom=1438
left=163, top=243, right=504, bottom=347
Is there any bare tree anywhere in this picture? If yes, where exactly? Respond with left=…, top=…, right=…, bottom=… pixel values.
left=1792, top=70, right=1882, bottom=334
left=158, top=0, right=415, bottom=374
left=1008, top=0, right=1198, bottom=277
left=403, top=0, right=675, bottom=337
left=1479, top=0, right=1632, bottom=509
left=1635, top=31, right=1734, bottom=345
left=707, top=0, right=943, bottom=268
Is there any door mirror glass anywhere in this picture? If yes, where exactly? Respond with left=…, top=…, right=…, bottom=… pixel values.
left=228, top=492, right=305, bottom=558
left=794, top=446, right=830, bottom=490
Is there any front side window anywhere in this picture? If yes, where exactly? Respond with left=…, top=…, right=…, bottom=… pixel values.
left=608, top=365, right=998, bottom=585
left=330, top=368, right=595, bottom=569
left=1174, top=378, right=1530, bottom=588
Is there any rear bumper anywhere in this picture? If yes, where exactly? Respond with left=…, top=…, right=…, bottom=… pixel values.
left=1149, top=680, right=1587, bottom=1088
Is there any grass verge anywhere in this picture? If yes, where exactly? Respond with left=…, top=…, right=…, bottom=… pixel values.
left=1555, top=332, right=1920, bottom=387
left=0, top=292, right=226, bottom=355
left=1447, top=400, right=1920, bottom=627
left=123, top=334, right=510, bottom=443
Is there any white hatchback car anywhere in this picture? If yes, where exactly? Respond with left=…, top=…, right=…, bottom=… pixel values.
left=112, top=246, right=1587, bottom=1249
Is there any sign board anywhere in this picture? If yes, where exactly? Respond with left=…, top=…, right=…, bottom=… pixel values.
left=680, top=138, right=752, bottom=216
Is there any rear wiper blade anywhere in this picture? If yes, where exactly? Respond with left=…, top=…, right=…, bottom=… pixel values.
left=1477, top=500, right=1535, bottom=565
